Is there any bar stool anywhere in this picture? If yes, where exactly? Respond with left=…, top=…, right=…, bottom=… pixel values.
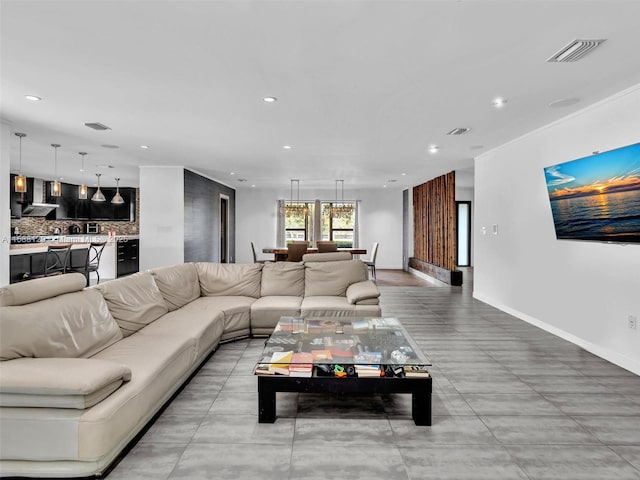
left=69, top=242, right=107, bottom=286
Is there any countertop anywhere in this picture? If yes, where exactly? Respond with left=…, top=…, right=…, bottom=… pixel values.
left=9, top=235, right=138, bottom=255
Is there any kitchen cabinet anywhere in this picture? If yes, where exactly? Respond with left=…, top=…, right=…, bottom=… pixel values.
left=116, top=238, right=139, bottom=277
left=9, top=247, right=88, bottom=283
left=42, top=181, right=135, bottom=221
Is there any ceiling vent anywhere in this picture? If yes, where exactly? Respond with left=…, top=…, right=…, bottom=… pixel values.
left=84, top=122, right=111, bottom=130
left=547, top=39, right=606, bottom=62
left=446, top=127, right=471, bottom=136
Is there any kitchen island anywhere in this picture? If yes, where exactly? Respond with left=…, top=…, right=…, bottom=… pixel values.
left=9, top=235, right=138, bottom=284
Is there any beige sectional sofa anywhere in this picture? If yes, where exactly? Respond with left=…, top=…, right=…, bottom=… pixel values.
left=0, top=259, right=380, bottom=478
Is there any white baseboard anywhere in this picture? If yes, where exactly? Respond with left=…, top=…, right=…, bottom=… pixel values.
left=473, top=290, right=640, bottom=376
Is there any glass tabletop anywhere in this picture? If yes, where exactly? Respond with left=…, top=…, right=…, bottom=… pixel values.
left=255, top=317, right=431, bottom=378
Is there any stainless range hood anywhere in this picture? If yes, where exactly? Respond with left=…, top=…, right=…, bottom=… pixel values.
left=22, top=179, right=59, bottom=217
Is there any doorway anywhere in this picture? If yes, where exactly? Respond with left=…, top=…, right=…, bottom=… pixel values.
left=456, top=201, right=471, bottom=267
left=220, top=194, right=229, bottom=263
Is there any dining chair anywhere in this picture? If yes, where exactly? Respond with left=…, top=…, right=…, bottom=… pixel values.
left=286, top=242, right=308, bottom=262
left=316, top=241, right=338, bottom=253
left=251, top=241, right=270, bottom=264
left=364, top=242, right=379, bottom=280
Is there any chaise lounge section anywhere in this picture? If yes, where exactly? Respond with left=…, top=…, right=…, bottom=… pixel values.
left=0, top=259, right=380, bottom=478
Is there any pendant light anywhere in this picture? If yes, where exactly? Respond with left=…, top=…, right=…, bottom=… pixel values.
left=111, top=178, right=124, bottom=204
left=92, top=173, right=106, bottom=202
left=14, top=132, right=27, bottom=193
left=78, top=152, right=88, bottom=199
left=50, top=144, right=61, bottom=197
left=329, top=179, right=354, bottom=218
left=279, top=179, right=309, bottom=217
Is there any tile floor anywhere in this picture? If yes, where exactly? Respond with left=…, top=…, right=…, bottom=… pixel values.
left=108, top=281, right=640, bottom=480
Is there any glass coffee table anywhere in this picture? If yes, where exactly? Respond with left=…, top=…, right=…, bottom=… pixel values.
left=255, top=317, right=432, bottom=425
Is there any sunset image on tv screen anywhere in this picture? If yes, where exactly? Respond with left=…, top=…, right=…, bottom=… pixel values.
left=544, top=142, right=640, bottom=243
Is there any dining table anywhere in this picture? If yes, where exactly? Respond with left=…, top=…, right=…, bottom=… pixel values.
left=262, top=247, right=367, bottom=262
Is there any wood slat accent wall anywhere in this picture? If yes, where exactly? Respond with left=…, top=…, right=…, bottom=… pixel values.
left=412, top=171, right=456, bottom=271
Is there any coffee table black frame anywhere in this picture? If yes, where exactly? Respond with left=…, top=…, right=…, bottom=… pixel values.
left=258, top=374, right=432, bottom=425
left=256, top=316, right=432, bottom=426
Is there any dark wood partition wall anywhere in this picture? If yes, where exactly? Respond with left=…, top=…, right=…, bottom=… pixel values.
left=411, top=171, right=461, bottom=285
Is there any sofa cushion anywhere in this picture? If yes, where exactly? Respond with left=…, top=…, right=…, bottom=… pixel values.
left=189, top=296, right=254, bottom=340
left=0, top=289, right=123, bottom=361
left=0, top=358, right=131, bottom=409
left=260, top=262, right=305, bottom=297
left=250, top=296, right=303, bottom=334
left=196, top=263, right=263, bottom=298
left=345, top=280, right=381, bottom=305
left=0, top=273, right=86, bottom=307
left=94, top=272, right=168, bottom=337
left=302, top=252, right=352, bottom=262
left=304, top=259, right=369, bottom=297
left=149, top=263, right=201, bottom=311
left=301, top=296, right=382, bottom=317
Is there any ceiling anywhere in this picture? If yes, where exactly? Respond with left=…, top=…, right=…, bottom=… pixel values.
left=2, top=0, right=640, bottom=191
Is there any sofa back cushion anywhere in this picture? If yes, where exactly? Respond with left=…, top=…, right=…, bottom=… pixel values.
left=0, top=289, right=122, bottom=361
left=304, top=259, right=369, bottom=297
left=149, top=263, right=201, bottom=311
left=261, top=262, right=305, bottom=297
left=94, top=272, right=168, bottom=337
left=0, top=273, right=86, bottom=307
left=196, top=263, right=262, bottom=298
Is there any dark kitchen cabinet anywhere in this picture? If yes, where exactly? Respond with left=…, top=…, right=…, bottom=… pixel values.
left=116, top=239, right=138, bottom=277
left=88, top=187, right=135, bottom=221
left=9, top=248, right=88, bottom=283
left=42, top=181, right=135, bottom=221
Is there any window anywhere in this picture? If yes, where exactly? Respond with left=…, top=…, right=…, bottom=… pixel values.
left=284, top=202, right=312, bottom=243
left=321, top=202, right=356, bottom=248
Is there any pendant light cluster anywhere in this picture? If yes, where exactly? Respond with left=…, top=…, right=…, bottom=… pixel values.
left=14, top=132, right=27, bottom=193
left=280, top=179, right=309, bottom=217
left=11, top=132, right=126, bottom=203
left=329, top=179, right=354, bottom=218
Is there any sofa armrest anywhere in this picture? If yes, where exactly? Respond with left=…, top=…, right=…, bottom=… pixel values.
left=0, top=357, right=131, bottom=409
left=346, top=280, right=381, bottom=305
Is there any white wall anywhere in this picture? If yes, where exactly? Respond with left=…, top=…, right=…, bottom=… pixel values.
left=235, top=186, right=403, bottom=268
left=139, top=166, right=185, bottom=270
left=474, top=84, right=640, bottom=374
left=0, top=121, right=12, bottom=286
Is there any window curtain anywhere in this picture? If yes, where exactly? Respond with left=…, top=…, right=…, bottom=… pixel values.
left=353, top=201, right=360, bottom=247
left=276, top=200, right=285, bottom=247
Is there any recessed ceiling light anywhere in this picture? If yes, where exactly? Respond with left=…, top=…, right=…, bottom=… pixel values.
left=25, top=95, right=42, bottom=101
left=230, top=172, right=235, bottom=175
left=140, top=145, right=150, bottom=149
left=428, top=145, right=439, bottom=154
left=492, top=97, right=507, bottom=108
left=283, top=145, right=292, bottom=149
left=263, top=97, right=277, bottom=103
left=401, top=173, right=407, bottom=176
left=251, top=184, right=256, bottom=188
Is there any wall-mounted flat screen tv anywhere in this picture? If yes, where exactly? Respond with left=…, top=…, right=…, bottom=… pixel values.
left=544, top=142, right=640, bottom=244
